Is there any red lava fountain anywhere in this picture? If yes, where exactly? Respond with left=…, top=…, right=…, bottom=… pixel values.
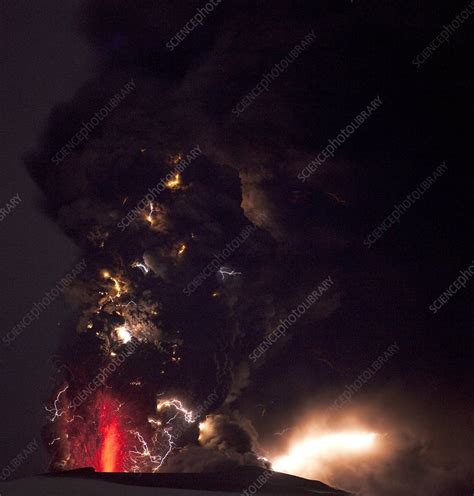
left=95, top=394, right=126, bottom=472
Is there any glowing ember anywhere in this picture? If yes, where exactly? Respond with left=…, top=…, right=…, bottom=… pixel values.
left=168, top=153, right=183, bottom=165
left=165, top=173, right=181, bottom=189
left=143, top=202, right=167, bottom=230
left=272, top=431, right=378, bottom=477
left=102, top=270, right=126, bottom=298
left=146, top=202, right=154, bottom=224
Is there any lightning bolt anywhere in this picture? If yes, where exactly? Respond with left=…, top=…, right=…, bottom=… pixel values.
left=157, top=398, right=196, bottom=423
left=132, top=261, right=150, bottom=274
left=128, top=427, right=178, bottom=471
left=274, top=427, right=292, bottom=436
left=128, top=430, right=162, bottom=470
left=218, top=266, right=242, bottom=280
left=45, top=385, right=69, bottom=422
left=147, top=202, right=155, bottom=224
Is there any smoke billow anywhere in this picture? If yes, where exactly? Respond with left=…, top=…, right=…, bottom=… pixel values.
left=162, top=413, right=270, bottom=472
left=26, top=0, right=344, bottom=473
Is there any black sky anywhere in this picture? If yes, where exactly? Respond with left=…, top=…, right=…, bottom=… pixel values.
left=1, top=0, right=92, bottom=477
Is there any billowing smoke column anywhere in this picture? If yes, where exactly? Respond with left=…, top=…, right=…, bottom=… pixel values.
left=31, top=136, right=279, bottom=471
left=26, top=0, right=343, bottom=474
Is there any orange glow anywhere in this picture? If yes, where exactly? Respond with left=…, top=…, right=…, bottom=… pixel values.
left=165, top=174, right=181, bottom=189
left=102, top=271, right=126, bottom=298
left=111, top=277, right=122, bottom=297
left=96, top=395, right=125, bottom=472
left=99, top=419, right=123, bottom=472
left=146, top=202, right=156, bottom=225
left=177, top=243, right=186, bottom=255
left=143, top=202, right=167, bottom=231
left=271, top=430, right=378, bottom=479
left=168, top=153, right=183, bottom=165
left=198, top=419, right=210, bottom=442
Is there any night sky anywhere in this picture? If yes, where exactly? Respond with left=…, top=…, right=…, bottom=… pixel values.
left=1, top=1, right=473, bottom=495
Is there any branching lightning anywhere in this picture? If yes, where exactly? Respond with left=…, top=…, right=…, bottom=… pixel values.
left=45, top=385, right=69, bottom=422
left=157, top=398, right=196, bottom=423
left=49, top=437, right=61, bottom=446
left=218, top=266, right=242, bottom=280
left=128, top=430, right=164, bottom=471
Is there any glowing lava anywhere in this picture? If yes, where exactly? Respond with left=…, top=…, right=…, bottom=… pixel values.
left=99, top=419, right=123, bottom=471
left=96, top=395, right=126, bottom=472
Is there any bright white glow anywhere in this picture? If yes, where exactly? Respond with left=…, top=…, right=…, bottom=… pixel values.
left=272, top=431, right=377, bottom=475
left=157, top=398, right=195, bottom=423
left=132, top=261, right=149, bottom=274
left=115, top=325, right=132, bottom=344
left=198, top=418, right=211, bottom=442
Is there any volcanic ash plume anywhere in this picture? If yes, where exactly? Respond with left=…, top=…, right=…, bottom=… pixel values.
left=25, top=0, right=345, bottom=475
left=30, top=101, right=283, bottom=471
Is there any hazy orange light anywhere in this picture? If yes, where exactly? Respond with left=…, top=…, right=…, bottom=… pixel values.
left=272, top=431, right=378, bottom=477
left=198, top=420, right=210, bottom=442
